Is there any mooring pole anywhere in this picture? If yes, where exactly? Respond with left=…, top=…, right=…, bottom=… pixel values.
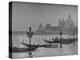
left=72, top=31, right=75, bottom=46
left=29, top=37, right=32, bottom=57
left=73, top=31, right=75, bottom=39
left=60, top=31, right=62, bottom=48
left=29, top=27, right=31, bottom=46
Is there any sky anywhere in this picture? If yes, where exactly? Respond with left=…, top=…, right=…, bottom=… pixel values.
left=12, top=2, right=78, bottom=31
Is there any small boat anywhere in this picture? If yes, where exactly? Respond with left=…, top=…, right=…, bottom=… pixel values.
left=44, top=38, right=77, bottom=44
left=21, top=42, right=59, bottom=49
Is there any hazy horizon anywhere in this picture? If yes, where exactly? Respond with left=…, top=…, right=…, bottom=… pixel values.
left=12, top=2, right=78, bottom=31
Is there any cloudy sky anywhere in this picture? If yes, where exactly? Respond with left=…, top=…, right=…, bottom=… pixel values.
left=12, top=2, right=78, bottom=31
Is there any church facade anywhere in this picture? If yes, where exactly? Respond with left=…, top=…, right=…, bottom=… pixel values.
left=36, top=14, right=78, bottom=35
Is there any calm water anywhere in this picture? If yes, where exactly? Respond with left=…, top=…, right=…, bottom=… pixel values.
left=12, top=41, right=78, bottom=58
left=12, top=34, right=78, bottom=58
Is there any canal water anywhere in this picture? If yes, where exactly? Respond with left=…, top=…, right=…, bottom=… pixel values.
left=12, top=34, right=78, bottom=58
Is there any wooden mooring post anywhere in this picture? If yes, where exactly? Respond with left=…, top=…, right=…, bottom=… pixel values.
left=60, top=31, right=62, bottom=48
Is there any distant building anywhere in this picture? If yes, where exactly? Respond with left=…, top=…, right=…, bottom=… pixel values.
left=37, top=14, right=78, bottom=34
left=37, top=23, right=43, bottom=32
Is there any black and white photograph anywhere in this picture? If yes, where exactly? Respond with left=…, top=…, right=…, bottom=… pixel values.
left=9, top=1, right=78, bottom=59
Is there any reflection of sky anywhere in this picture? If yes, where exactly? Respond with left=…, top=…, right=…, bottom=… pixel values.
left=12, top=2, right=78, bottom=31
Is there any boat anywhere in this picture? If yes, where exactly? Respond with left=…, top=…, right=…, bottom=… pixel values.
left=44, top=38, right=77, bottom=44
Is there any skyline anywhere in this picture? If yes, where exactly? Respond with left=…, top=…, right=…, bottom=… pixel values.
left=12, top=2, right=78, bottom=31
